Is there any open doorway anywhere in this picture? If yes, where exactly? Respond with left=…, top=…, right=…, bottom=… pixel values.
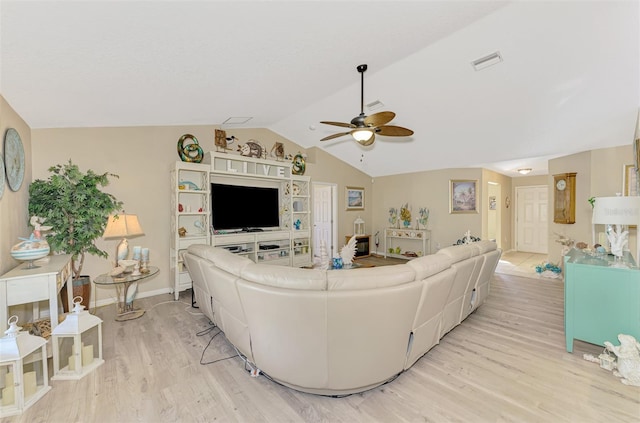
left=487, top=182, right=501, bottom=248
left=312, top=182, right=338, bottom=259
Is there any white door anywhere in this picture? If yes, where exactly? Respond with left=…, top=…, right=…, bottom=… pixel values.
left=516, top=185, right=548, bottom=253
left=313, top=183, right=335, bottom=258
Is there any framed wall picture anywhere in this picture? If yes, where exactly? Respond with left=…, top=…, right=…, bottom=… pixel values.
left=489, top=196, right=497, bottom=210
left=623, top=164, right=638, bottom=196
left=346, top=187, right=365, bottom=210
left=450, top=179, right=478, bottom=214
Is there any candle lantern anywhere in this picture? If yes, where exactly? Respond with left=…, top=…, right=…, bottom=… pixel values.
left=0, top=316, right=51, bottom=417
left=51, top=297, right=104, bottom=380
left=354, top=216, right=365, bottom=236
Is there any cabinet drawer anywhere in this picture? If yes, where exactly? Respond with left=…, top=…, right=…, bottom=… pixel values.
left=214, top=234, right=254, bottom=245
left=7, top=278, right=49, bottom=305
left=256, top=231, right=290, bottom=242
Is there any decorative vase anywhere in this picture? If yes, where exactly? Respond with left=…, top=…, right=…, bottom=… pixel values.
left=403, top=220, right=410, bottom=228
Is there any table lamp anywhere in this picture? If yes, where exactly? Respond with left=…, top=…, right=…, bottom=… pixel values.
left=102, top=214, right=144, bottom=267
left=591, top=196, right=640, bottom=266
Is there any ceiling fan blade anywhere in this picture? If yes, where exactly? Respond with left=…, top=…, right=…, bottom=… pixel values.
left=320, top=121, right=353, bottom=128
left=357, top=133, right=376, bottom=147
left=320, top=131, right=351, bottom=141
left=376, top=125, right=414, bottom=137
left=364, top=111, right=395, bottom=127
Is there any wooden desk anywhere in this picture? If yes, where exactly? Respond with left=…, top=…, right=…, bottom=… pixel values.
left=0, top=255, right=73, bottom=335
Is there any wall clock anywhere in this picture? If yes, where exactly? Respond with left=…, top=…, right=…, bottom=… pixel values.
left=4, top=128, right=25, bottom=192
left=553, top=172, right=577, bottom=224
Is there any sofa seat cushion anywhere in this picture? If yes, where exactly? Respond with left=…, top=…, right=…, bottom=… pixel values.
left=241, top=264, right=328, bottom=290
left=327, top=264, right=415, bottom=290
left=407, top=254, right=452, bottom=280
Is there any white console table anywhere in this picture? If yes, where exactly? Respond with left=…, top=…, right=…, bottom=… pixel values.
left=0, top=255, right=73, bottom=335
left=384, top=228, right=430, bottom=259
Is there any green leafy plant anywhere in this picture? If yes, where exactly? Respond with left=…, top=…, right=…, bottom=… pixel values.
left=28, top=160, right=122, bottom=279
left=588, top=196, right=595, bottom=209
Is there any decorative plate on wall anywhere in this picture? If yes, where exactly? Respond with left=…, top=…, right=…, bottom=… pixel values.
left=0, top=155, right=5, bottom=199
left=4, top=128, right=25, bottom=192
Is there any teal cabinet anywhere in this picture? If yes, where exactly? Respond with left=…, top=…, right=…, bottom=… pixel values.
left=564, top=249, right=640, bottom=352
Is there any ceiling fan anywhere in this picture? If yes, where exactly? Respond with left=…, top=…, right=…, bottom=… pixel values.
left=320, top=64, right=414, bottom=146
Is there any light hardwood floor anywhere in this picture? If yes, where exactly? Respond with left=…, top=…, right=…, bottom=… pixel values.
left=5, top=271, right=639, bottom=422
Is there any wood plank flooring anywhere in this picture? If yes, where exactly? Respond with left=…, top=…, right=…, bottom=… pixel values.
left=5, top=270, right=640, bottom=422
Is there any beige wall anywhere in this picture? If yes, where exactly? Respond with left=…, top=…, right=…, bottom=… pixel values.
left=372, top=168, right=485, bottom=254
left=31, top=126, right=371, bottom=304
left=0, top=96, right=32, bottom=275
left=547, top=145, right=636, bottom=263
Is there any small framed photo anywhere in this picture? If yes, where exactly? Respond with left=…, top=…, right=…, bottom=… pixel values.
left=489, top=196, right=497, bottom=210
left=346, top=186, right=365, bottom=210
left=450, top=179, right=478, bottom=214
left=623, top=164, right=638, bottom=196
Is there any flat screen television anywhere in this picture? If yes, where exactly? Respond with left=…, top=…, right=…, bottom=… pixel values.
left=211, top=183, right=280, bottom=231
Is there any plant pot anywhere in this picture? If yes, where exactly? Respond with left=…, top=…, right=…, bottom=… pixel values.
left=60, top=275, right=92, bottom=312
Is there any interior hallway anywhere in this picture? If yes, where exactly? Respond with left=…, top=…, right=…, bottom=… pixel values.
left=495, top=250, right=548, bottom=278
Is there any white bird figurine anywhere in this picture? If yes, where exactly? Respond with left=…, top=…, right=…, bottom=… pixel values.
left=341, top=235, right=357, bottom=266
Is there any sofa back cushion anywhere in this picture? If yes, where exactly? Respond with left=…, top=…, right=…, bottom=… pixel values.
left=326, top=280, right=423, bottom=391
left=183, top=252, right=215, bottom=324
left=236, top=281, right=329, bottom=389
left=241, top=263, right=327, bottom=290
left=406, top=254, right=452, bottom=280
left=327, top=264, right=415, bottom=290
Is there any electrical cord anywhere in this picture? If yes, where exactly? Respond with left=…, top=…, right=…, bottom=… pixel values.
left=198, top=323, right=237, bottom=365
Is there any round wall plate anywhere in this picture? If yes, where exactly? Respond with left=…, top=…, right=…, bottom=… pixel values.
left=4, top=128, right=25, bottom=191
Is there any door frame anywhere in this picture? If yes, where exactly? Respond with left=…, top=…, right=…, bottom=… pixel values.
left=311, top=181, right=338, bottom=259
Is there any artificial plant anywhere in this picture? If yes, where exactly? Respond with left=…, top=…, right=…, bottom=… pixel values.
left=28, top=160, right=123, bottom=279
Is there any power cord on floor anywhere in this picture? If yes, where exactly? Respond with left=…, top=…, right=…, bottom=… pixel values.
left=198, top=322, right=237, bottom=365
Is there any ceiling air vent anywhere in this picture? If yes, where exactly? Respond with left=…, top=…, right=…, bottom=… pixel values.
left=223, top=117, right=253, bottom=125
left=471, top=51, right=503, bottom=71
left=366, top=100, right=384, bottom=111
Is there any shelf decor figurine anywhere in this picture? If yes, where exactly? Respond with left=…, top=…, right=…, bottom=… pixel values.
left=417, top=208, right=429, bottom=229
left=177, top=134, right=204, bottom=163
left=340, top=235, right=357, bottom=267
left=400, top=203, right=412, bottom=228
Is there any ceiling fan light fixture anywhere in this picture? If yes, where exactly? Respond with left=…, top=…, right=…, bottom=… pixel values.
left=517, top=168, right=532, bottom=175
left=352, top=129, right=374, bottom=142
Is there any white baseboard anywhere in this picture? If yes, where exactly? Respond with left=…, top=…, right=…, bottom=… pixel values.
left=92, top=287, right=174, bottom=309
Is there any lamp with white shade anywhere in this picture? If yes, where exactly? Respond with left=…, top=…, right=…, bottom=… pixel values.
left=102, top=214, right=144, bottom=267
left=591, top=196, right=640, bottom=266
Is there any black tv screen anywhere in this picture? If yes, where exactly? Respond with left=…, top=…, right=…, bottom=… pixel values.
left=211, top=183, right=280, bottom=230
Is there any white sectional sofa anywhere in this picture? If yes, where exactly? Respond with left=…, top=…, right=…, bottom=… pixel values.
left=184, top=240, right=501, bottom=396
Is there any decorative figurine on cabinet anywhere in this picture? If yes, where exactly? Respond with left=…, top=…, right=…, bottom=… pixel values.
left=237, top=140, right=264, bottom=158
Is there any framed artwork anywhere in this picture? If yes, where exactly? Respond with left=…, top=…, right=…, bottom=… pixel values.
left=450, top=179, right=478, bottom=214
left=346, top=186, right=365, bottom=210
left=489, top=196, right=497, bottom=210
left=623, top=164, right=638, bottom=196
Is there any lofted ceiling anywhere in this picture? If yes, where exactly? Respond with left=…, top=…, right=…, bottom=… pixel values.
left=1, top=1, right=638, bottom=178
